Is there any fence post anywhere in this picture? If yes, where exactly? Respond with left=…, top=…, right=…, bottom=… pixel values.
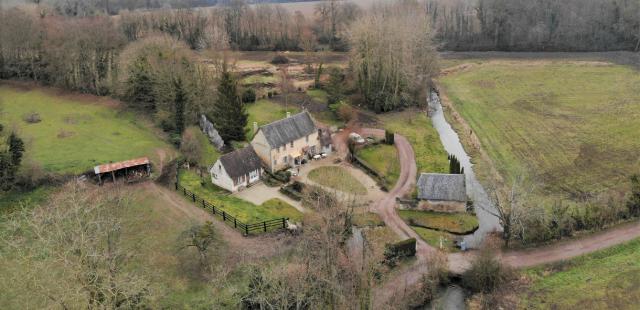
left=183, top=188, right=186, bottom=196
left=263, top=221, right=267, bottom=232
left=245, top=225, right=249, bottom=235
left=175, top=182, right=178, bottom=190
left=223, top=211, right=226, bottom=221
left=212, top=206, right=216, bottom=215
left=192, top=193, right=196, bottom=202
left=282, top=218, right=286, bottom=229
left=202, top=199, right=205, bottom=208
left=234, top=218, right=237, bottom=228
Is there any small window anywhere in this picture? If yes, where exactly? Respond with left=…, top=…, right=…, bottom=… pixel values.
left=283, top=144, right=287, bottom=151
left=290, top=141, right=294, bottom=147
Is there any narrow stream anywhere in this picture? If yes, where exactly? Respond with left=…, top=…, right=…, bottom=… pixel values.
left=425, top=284, right=467, bottom=310
left=427, top=91, right=501, bottom=248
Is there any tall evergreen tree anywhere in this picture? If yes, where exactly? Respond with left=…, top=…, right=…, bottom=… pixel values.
left=174, top=77, right=187, bottom=135
left=125, top=56, right=156, bottom=111
left=211, top=64, right=247, bottom=142
left=325, top=67, right=345, bottom=105
left=8, top=132, right=25, bottom=167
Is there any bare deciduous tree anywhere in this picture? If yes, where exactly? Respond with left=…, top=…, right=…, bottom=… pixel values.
left=2, top=182, right=153, bottom=308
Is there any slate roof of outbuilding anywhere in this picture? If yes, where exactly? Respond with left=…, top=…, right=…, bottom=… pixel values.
left=417, top=173, right=466, bottom=202
left=219, top=146, right=262, bottom=179
left=258, top=111, right=317, bottom=148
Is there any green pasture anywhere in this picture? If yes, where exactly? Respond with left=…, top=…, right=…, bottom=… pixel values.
left=0, top=86, right=175, bottom=174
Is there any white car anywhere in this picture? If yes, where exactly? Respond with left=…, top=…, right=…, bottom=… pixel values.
left=349, top=132, right=366, bottom=144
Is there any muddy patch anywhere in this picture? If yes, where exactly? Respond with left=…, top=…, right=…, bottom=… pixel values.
left=57, top=130, right=75, bottom=139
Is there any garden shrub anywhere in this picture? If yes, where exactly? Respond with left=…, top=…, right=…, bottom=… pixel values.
left=270, top=55, right=289, bottom=65
left=384, top=129, right=394, bottom=145
left=241, top=88, right=257, bottom=103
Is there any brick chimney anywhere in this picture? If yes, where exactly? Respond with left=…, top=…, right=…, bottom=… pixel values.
left=253, top=122, right=258, bottom=134
left=286, top=111, right=291, bottom=118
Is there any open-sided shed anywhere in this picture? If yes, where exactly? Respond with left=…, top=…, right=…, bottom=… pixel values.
left=94, top=157, right=151, bottom=184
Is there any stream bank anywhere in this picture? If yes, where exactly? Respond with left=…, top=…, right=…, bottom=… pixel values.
left=427, top=90, right=501, bottom=249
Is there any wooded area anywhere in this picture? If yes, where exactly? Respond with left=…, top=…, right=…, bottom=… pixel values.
left=427, top=0, right=639, bottom=51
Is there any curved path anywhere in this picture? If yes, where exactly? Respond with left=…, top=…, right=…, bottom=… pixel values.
left=355, top=127, right=640, bottom=305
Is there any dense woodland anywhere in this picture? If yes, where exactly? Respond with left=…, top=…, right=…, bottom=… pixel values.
left=427, top=0, right=640, bottom=51
left=0, top=0, right=638, bottom=120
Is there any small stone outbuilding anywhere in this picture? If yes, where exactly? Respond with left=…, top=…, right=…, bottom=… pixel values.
left=416, top=173, right=467, bottom=213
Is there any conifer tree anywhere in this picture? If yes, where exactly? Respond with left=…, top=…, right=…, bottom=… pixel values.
left=211, top=64, right=247, bottom=142
left=8, top=132, right=24, bottom=167
left=174, top=77, right=187, bottom=135
left=125, top=56, right=156, bottom=111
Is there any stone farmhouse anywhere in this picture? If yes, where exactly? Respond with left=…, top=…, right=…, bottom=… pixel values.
left=416, top=173, right=467, bottom=213
left=209, top=111, right=332, bottom=192
left=209, top=146, right=263, bottom=192
left=251, top=111, right=331, bottom=173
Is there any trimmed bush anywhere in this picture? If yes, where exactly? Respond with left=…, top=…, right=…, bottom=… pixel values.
left=241, top=88, right=257, bottom=103
left=385, top=129, right=395, bottom=145
left=280, top=181, right=307, bottom=201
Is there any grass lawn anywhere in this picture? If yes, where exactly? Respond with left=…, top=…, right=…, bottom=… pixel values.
left=439, top=60, right=640, bottom=201
left=184, top=126, right=221, bottom=167
left=357, top=144, right=400, bottom=188
left=0, top=85, right=175, bottom=174
left=307, top=89, right=328, bottom=104
left=521, top=238, right=640, bottom=309
left=353, top=212, right=385, bottom=228
left=308, top=166, right=367, bottom=195
left=245, top=99, right=300, bottom=140
left=398, top=210, right=478, bottom=234
left=411, top=226, right=459, bottom=252
left=377, top=110, right=448, bottom=175
left=178, top=169, right=303, bottom=223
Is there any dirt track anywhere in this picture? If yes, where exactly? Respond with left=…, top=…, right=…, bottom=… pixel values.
left=355, top=127, right=640, bottom=305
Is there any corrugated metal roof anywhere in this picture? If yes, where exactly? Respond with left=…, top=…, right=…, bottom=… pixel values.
left=417, top=173, right=466, bottom=202
left=94, top=157, right=150, bottom=174
left=258, top=111, right=317, bottom=148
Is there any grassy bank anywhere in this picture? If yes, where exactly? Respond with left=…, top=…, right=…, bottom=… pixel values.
left=377, top=110, right=448, bottom=175
left=178, top=169, right=302, bottom=223
left=439, top=60, right=640, bottom=202
left=521, top=238, right=640, bottom=309
left=357, top=144, right=400, bottom=189
left=0, top=85, right=175, bottom=174
left=398, top=210, right=478, bottom=234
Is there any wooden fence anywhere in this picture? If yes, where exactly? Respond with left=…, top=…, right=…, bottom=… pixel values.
left=174, top=182, right=288, bottom=235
